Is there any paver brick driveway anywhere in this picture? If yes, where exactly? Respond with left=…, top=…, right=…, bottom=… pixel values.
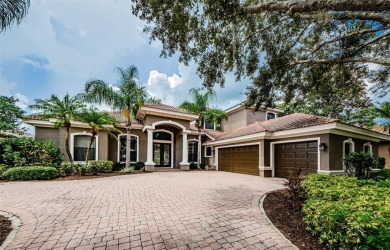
left=0, top=171, right=289, bottom=250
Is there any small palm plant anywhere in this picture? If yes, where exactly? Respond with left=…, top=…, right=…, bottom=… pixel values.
left=77, top=108, right=122, bottom=167
left=375, top=102, right=390, bottom=154
left=29, top=93, right=85, bottom=165
left=82, top=65, right=147, bottom=167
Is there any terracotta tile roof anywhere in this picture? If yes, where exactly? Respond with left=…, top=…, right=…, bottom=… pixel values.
left=24, top=112, right=143, bottom=125
left=204, top=113, right=338, bottom=141
left=143, top=103, right=198, bottom=115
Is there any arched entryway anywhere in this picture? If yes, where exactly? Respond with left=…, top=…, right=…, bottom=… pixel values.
left=143, top=120, right=190, bottom=171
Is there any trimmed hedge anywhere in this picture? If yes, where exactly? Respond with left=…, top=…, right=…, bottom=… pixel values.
left=2, top=166, right=59, bottom=181
left=303, top=174, right=390, bottom=250
left=86, top=160, right=113, bottom=173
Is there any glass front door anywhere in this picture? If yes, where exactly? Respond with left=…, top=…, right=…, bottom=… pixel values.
left=153, top=143, right=171, bottom=167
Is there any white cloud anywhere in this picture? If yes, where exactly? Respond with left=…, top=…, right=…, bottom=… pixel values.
left=146, top=62, right=249, bottom=109
left=14, top=93, right=29, bottom=109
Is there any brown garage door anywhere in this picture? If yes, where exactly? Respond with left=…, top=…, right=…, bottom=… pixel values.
left=218, top=145, right=259, bottom=175
left=275, top=141, right=318, bottom=178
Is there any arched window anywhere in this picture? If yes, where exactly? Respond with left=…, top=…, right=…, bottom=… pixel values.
left=71, top=133, right=98, bottom=162
left=188, top=140, right=198, bottom=162
left=343, top=138, right=355, bottom=157
left=363, top=142, right=373, bottom=153
left=118, top=134, right=139, bottom=163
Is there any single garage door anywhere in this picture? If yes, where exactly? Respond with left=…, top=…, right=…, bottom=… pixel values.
left=218, top=145, right=259, bottom=175
left=275, top=141, right=318, bottom=178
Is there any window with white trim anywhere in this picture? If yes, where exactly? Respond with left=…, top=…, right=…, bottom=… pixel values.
left=343, top=138, right=355, bottom=157
left=204, top=119, right=214, bottom=130
left=188, top=141, right=198, bottom=162
left=363, top=142, right=373, bottom=153
left=266, top=112, right=276, bottom=120
left=73, top=134, right=96, bottom=161
left=118, top=134, right=138, bottom=162
left=205, top=146, right=213, bottom=157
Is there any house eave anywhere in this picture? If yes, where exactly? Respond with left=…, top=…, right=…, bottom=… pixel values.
left=137, top=107, right=199, bottom=121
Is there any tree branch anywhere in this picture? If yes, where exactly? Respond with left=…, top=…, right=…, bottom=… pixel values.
left=243, top=0, right=390, bottom=14
left=305, top=26, right=390, bottom=59
left=298, top=11, right=390, bottom=24
left=290, top=57, right=390, bottom=66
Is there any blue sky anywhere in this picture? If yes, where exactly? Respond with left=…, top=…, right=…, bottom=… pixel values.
left=0, top=0, right=248, bottom=114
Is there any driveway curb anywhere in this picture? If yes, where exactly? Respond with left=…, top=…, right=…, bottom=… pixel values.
left=254, top=189, right=299, bottom=250
left=0, top=207, right=37, bottom=250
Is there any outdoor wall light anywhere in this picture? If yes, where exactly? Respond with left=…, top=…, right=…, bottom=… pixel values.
left=319, top=143, right=326, bottom=151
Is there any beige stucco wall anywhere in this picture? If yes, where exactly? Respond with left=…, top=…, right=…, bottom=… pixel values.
left=221, top=109, right=247, bottom=131
left=144, top=115, right=193, bottom=130
left=246, top=110, right=267, bottom=125
left=378, top=142, right=389, bottom=167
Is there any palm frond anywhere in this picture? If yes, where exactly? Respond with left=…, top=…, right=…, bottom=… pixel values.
left=0, top=0, right=30, bottom=32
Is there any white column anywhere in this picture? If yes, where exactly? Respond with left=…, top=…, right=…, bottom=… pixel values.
left=145, top=129, right=155, bottom=166
left=180, top=132, right=189, bottom=166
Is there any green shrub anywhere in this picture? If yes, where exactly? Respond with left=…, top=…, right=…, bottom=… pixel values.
left=2, top=166, right=59, bottom=181
left=189, top=162, right=197, bottom=169
left=60, top=162, right=75, bottom=175
left=343, top=152, right=385, bottom=179
left=0, top=164, right=8, bottom=177
left=284, top=168, right=305, bottom=208
left=133, top=161, right=145, bottom=170
left=121, top=166, right=135, bottom=173
left=376, top=168, right=390, bottom=180
left=86, top=160, right=113, bottom=173
left=0, top=137, right=63, bottom=167
left=113, top=162, right=125, bottom=171
left=303, top=174, right=390, bottom=249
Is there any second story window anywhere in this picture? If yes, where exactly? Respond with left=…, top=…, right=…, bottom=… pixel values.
left=204, top=119, right=214, bottom=130
left=267, top=112, right=276, bottom=120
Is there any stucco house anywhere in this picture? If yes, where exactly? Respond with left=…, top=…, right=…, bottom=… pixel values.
left=24, top=103, right=389, bottom=178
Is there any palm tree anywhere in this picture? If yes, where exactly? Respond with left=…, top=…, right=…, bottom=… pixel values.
left=29, top=93, right=85, bottom=165
left=0, top=0, right=30, bottom=32
left=82, top=65, right=146, bottom=167
left=179, top=88, right=227, bottom=128
left=179, top=88, right=227, bottom=168
left=77, top=108, right=122, bottom=167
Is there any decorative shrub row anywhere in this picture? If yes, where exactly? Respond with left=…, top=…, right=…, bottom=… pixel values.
left=113, top=161, right=145, bottom=171
left=343, top=152, right=385, bottom=179
left=303, top=174, right=390, bottom=250
left=2, top=166, right=59, bottom=181
left=86, top=160, right=113, bottom=173
left=0, top=138, right=63, bottom=167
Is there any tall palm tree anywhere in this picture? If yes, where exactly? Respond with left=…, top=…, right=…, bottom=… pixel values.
left=29, top=93, right=85, bottom=165
left=82, top=65, right=146, bottom=167
left=77, top=108, right=122, bottom=167
left=0, top=0, right=30, bottom=32
left=179, top=88, right=227, bottom=128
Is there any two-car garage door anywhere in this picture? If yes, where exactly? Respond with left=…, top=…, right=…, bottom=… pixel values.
left=217, top=141, right=318, bottom=178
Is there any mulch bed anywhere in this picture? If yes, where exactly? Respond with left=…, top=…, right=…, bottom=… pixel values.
left=0, top=215, right=12, bottom=246
left=263, top=189, right=326, bottom=250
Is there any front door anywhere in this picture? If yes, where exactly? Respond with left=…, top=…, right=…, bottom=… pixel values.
left=153, top=143, right=171, bottom=167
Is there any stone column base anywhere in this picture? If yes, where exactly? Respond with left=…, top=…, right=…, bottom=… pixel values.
left=145, top=164, right=155, bottom=172
left=179, top=163, right=190, bottom=171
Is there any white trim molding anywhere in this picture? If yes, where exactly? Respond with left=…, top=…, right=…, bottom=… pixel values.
left=215, top=142, right=261, bottom=171
left=117, top=134, right=139, bottom=163
left=152, top=129, right=174, bottom=168
left=270, top=138, right=321, bottom=177
left=143, top=120, right=187, bottom=133
left=363, top=141, right=373, bottom=153
left=137, top=106, right=199, bottom=120
left=343, top=138, right=355, bottom=157
left=70, top=132, right=99, bottom=162
left=204, top=146, right=213, bottom=158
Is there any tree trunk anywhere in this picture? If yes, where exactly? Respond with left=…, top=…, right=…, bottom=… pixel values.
left=85, top=132, right=96, bottom=168
left=125, top=125, right=132, bottom=168
left=65, top=124, right=74, bottom=165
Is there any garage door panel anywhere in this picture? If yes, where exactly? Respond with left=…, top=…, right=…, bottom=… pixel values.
left=275, top=140, right=318, bottom=178
left=218, top=145, right=259, bottom=176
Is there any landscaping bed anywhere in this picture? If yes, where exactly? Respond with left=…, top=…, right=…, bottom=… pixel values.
left=0, top=215, right=12, bottom=246
left=263, top=189, right=325, bottom=250
left=54, top=170, right=148, bottom=181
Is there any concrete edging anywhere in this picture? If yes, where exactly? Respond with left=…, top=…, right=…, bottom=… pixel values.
left=252, top=189, right=299, bottom=250
left=0, top=207, right=37, bottom=250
